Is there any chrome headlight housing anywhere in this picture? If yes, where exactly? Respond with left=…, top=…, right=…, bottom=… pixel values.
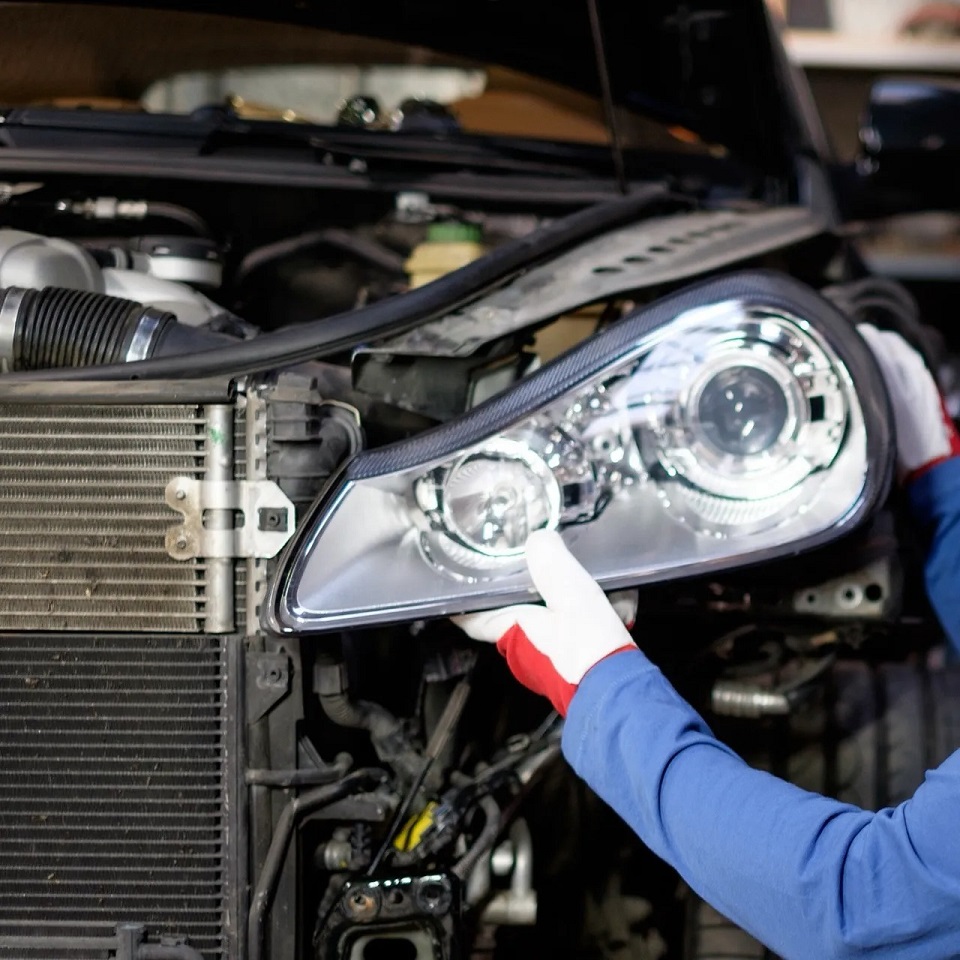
left=266, top=272, right=892, bottom=633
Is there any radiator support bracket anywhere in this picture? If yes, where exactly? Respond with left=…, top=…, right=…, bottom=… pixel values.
left=165, top=476, right=296, bottom=560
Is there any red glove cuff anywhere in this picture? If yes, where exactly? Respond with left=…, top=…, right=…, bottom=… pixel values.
left=496, top=623, right=634, bottom=716
left=905, top=396, right=960, bottom=485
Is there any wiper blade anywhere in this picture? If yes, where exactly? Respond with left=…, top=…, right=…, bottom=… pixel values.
left=307, top=134, right=593, bottom=177
left=0, top=106, right=606, bottom=178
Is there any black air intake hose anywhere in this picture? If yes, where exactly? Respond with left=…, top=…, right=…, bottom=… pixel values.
left=0, top=286, right=232, bottom=371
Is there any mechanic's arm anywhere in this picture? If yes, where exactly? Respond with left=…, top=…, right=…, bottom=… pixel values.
left=859, top=324, right=960, bottom=651
left=910, top=457, right=960, bottom=649
left=567, top=651, right=960, bottom=960
left=457, top=532, right=960, bottom=960
left=456, top=328, right=960, bottom=960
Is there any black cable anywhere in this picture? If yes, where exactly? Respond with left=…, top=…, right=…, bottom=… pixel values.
left=366, top=678, right=472, bottom=874
left=452, top=794, right=501, bottom=881
left=3, top=186, right=673, bottom=383
left=367, top=759, right=434, bottom=875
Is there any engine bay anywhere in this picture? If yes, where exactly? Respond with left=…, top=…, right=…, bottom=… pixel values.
left=0, top=176, right=948, bottom=960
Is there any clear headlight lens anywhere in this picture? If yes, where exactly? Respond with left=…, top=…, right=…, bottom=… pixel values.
left=266, top=273, right=892, bottom=633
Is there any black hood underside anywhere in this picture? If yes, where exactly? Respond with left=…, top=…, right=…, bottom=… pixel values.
left=26, top=0, right=807, bottom=175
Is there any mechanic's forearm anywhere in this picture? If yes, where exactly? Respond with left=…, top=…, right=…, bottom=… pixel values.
left=910, top=457, right=960, bottom=651
left=562, top=650, right=960, bottom=960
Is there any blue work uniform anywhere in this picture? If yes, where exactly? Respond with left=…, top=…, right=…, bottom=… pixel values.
left=562, top=457, right=960, bottom=960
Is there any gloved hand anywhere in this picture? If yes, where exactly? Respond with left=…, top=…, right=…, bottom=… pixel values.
left=453, top=529, right=637, bottom=715
left=858, top=323, right=960, bottom=482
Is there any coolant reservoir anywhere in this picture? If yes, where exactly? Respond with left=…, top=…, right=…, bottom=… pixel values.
left=405, top=222, right=486, bottom=288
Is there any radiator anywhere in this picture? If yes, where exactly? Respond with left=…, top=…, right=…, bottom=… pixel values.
left=0, top=384, right=245, bottom=960
left=0, top=633, right=237, bottom=960
left=0, top=376, right=333, bottom=959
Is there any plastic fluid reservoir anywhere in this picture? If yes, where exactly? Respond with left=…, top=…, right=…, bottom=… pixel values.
left=404, top=222, right=486, bottom=288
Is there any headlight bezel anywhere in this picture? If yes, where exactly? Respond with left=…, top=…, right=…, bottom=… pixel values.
left=264, top=270, right=894, bottom=635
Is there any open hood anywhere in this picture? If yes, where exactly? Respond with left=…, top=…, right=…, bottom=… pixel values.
left=2, top=0, right=816, bottom=178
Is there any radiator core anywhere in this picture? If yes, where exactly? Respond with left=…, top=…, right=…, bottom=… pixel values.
left=0, top=403, right=209, bottom=633
left=0, top=633, right=232, bottom=959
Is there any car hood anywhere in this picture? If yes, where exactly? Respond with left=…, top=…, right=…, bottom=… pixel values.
left=11, top=0, right=810, bottom=177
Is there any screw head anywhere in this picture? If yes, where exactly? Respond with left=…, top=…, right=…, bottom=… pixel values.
left=342, top=886, right=379, bottom=920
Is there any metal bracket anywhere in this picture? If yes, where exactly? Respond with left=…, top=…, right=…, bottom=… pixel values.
left=792, top=558, right=899, bottom=619
left=475, top=820, right=537, bottom=925
left=246, top=651, right=291, bottom=723
left=164, top=477, right=296, bottom=560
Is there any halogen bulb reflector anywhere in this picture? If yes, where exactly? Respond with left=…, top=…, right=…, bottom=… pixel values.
left=697, top=365, right=789, bottom=456
left=441, top=448, right=558, bottom=555
left=414, top=436, right=563, bottom=579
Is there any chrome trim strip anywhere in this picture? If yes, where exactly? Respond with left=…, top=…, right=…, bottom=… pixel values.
left=124, top=309, right=163, bottom=362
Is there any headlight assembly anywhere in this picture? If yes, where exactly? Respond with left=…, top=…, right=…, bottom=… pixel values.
left=266, top=271, right=892, bottom=633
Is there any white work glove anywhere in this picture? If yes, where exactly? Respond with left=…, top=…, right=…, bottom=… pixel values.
left=453, top=529, right=637, bottom=715
left=858, top=323, right=960, bottom=481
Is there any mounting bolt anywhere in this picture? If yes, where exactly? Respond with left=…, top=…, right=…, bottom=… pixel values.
left=256, top=654, right=289, bottom=691
left=175, top=488, right=187, bottom=501
left=175, top=536, right=188, bottom=551
left=342, top=885, right=379, bottom=921
left=415, top=877, right=452, bottom=915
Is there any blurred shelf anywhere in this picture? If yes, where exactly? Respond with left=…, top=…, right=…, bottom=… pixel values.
left=861, top=250, right=960, bottom=280
left=785, top=29, right=960, bottom=71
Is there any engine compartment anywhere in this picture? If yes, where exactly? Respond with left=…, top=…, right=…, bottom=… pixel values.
left=0, top=176, right=950, bottom=960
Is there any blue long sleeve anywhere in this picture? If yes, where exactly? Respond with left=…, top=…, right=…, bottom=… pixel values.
left=909, top=456, right=960, bottom=653
left=562, top=651, right=960, bottom=959
left=560, top=457, right=960, bottom=957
